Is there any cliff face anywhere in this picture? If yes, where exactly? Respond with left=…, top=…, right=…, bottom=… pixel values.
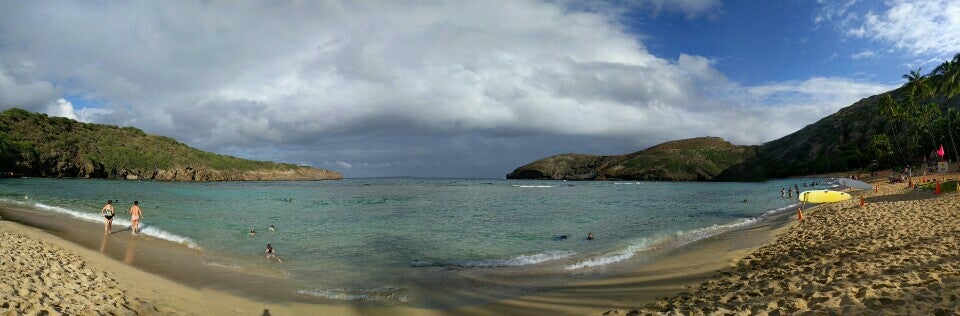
left=0, top=108, right=342, bottom=181
left=119, top=166, right=342, bottom=181
left=507, top=137, right=757, bottom=181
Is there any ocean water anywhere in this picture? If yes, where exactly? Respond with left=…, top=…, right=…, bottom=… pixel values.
left=0, top=178, right=824, bottom=306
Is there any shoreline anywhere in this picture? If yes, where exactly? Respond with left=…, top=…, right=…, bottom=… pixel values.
left=1, top=183, right=813, bottom=315
left=0, top=213, right=436, bottom=315
left=611, top=173, right=960, bottom=314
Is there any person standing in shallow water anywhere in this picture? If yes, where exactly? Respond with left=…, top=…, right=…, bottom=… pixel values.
left=130, top=201, right=143, bottom=235
left=266, top=244, right=282, bottom=263
left=101, top=200, right=115, bottom=235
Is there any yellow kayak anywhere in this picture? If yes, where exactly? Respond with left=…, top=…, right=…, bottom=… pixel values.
left=798, top=190, right=852, bottom=203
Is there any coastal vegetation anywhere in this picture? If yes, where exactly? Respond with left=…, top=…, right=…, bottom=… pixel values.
left=0, top=108, right=341, bottom=181
left=506, top=137, right=757, bottom=180
left=510, top=53, right=960, bottom=181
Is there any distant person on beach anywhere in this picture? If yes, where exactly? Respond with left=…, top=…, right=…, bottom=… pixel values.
left=129, top=201, right=143, bottom=235
left=249, top=229, right=257, bottom=237
left=587, top=232, right=595, bottom=240
left=781, top=188, right=785, bottom=198
left=101, top=200, right=115, bottom=235
left=266, top=244, right=282, bottom=263
left=787, top=188, right=793, bottom=198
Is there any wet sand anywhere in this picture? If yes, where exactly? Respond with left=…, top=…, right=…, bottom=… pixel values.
left=0, top=204, right=437, bottom=315
left=610, top=175, right=960, bottom=314
left=448, top=202, right=800, bottom=315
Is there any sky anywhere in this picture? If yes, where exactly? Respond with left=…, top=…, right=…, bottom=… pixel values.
left=1, top=0, right=959, bottom=178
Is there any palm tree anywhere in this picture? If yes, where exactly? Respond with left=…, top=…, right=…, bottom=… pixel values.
left=879, top=94, right=907, bottom=165
left=903, top=68, right=933, bottom=98
left=936, top=54, right=960, bottom=161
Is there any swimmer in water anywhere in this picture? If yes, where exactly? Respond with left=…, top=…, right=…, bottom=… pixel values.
left=249, top=229, right=257, bottom=237
left=587, top=232, right=595, bottom=240
left=269, top=225, right=276, bottom=232
left=265, top=244, right=282, bottom=263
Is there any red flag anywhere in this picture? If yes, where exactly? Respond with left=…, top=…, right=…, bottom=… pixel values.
left=937, top=145, right=945, bottom=158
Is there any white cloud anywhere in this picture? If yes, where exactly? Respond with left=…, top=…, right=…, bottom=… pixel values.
left=851, top=50, right=875, bottom=60
left=640, top=0, right=722, bottom=18
left=45, top=98, right=114, bottom=123
left=0, top=1, right=896, bottom=177
left=334, top=161, right=353, bottom=169
left=815, top=0, right=860, bottom=26
left=855, top=0, right=960, bottom=59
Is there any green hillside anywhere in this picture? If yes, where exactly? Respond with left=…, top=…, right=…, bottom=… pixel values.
left=507, top=137, right=757, bottom=181
left=509, top=54, right=960, bottom=181
left=0, top=108, right=341, bottom=181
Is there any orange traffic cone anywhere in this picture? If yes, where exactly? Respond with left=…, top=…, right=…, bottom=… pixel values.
left=797, top=208, right=804, bottom=221
left=935, top=181, right=942, bottom=195
left=875, top=183, right=879, bottom=193
left=859, top=195, right=865, bottom=207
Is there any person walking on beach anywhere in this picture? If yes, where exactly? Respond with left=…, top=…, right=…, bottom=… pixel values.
left=101, top=200, right=115, bottom=235
left=129, top=201, right=143, bottom=235
left=266, top=244, right=282, bottom=263
left=781, top=188, right=785, bottom=198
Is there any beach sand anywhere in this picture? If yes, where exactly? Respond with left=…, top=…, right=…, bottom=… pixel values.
left=608, top=175, right=960, bottom=315
left=0, top=215, right=438, bottom=315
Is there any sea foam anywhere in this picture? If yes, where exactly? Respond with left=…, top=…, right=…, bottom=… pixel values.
left=296, top=287, right=408, bottom=304
left=565, top=218, right=758, bottom=270
left=28, top=202, right=202, bottom=250
left=411, top=250, right=573, bottom=268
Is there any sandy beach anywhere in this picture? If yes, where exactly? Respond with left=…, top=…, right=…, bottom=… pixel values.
left=608, top=175, right=960, bottom=315
left=0, top=215, right=437, bottom=316
left=6, top=175, right=959, bottom=315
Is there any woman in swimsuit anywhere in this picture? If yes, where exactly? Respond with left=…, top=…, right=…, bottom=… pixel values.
left=101, top=200, right=115, bottom=235
left=130, top=200, right=143, bottom=235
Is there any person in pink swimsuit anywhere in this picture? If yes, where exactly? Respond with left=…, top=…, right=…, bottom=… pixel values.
left=129, top=200, right=143, bottom=235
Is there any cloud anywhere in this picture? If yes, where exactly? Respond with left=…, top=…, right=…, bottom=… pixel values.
left=814, top=0, right=860, bottom=26
left=0, top=64, right=58, bottom=111
left=851, top=50, right=875, bottom=60
left=334, top=161, right=353, bottom=169
left=639, top=0, right=722, bottom=18
left=47, top=98, right=114, bottom=123
left=850, top=0, right=960, bottom=59
left=0, top=1, right=896, bottom=177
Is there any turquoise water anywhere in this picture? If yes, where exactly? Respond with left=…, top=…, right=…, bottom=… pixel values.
left=0, top=178, right=823, bottom=305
